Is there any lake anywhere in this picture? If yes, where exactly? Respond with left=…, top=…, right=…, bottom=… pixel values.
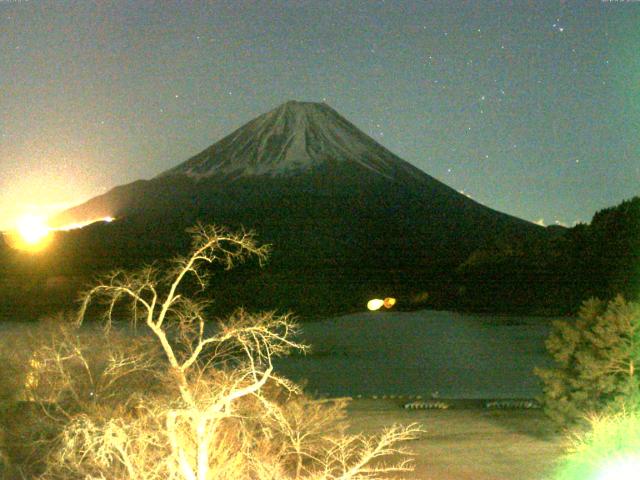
left=0, top=309, right=559, bottom=400
left=274, top=309, right=557, bottom=399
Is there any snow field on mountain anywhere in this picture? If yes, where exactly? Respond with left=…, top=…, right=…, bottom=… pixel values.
left=160, top=101, right=419, bottom=180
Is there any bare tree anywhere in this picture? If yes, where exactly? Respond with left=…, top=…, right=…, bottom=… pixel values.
left=25, top=223, right=421, bottom=479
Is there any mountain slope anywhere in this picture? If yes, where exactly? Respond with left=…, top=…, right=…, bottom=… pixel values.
left=46, top=100, right=547, bottom=315
left=53, top=100, right=538, bottom=248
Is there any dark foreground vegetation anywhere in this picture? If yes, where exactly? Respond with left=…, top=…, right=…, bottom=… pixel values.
left=535, top=295, right=640, bottom=479
left=0, top=224, right=419, bottom=479
left=457, top=196, right=640, bottom=315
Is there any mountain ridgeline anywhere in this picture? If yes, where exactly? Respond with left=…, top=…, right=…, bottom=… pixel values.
left=3, top=101, right=634, bottom=318
left=52, top=101, right=542, bottom=266
left=38, top=101, right=544, bottom=315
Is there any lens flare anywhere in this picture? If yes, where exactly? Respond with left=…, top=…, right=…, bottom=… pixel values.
left=595, top=456, right=640, bottom=480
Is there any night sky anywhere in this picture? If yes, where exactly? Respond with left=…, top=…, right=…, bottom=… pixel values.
left=1, top=0, right=638, bottom=231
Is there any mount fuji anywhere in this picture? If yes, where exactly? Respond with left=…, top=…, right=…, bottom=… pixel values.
left=159, top=100, right=425, bottom=180
left=48, top=101, right=547, bottom=314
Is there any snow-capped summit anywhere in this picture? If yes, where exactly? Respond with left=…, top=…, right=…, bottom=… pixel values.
left=158, top=100, right=418, bottom=180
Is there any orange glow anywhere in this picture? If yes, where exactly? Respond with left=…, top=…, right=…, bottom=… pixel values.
left=383, top=297, right=396, bottom=308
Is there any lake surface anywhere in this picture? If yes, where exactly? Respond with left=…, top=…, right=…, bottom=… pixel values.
left=0, top=309, right=558, bottom=400
left=274, top=310, right=557, bottom=399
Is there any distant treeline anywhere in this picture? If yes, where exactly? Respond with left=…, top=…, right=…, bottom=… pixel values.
left=0, top=196, right=638, bottom=320
left=455, top=196, right=640, bottom=315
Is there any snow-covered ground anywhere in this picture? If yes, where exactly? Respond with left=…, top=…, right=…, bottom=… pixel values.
left=274, top=310, right=557, bottom=399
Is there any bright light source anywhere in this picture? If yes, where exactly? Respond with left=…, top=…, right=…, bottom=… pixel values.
left=595, top=456, right=640, bottom=480
left=4, top=214, right=53, bottom=252
left=367, top=299, right=384, bottom=311
left=4, top=213, right=116, bottom=253
left=383, top=297, right=396, bottom=308
left=16, top=214, right=51, bottom=245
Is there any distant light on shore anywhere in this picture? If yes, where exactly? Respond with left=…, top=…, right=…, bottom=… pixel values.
left=367, top=299, right=384, bottom=311
left=367, top=297, right=396, bottom=311
left=383, top=297, right=396, bottom=308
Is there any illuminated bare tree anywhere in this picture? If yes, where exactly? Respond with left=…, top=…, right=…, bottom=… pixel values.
left=27, top=223, right=422, bottom=479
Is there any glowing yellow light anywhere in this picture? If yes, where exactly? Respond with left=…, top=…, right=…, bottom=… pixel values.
left=383, top=297, right=396, bottom=308
left=5, top=214, right=53, bottom=252
left=367, top=299, right=384, bottom=311
left=4, top=213, right=116, bottom=252
left=17, top=214, right=51, bottom=244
